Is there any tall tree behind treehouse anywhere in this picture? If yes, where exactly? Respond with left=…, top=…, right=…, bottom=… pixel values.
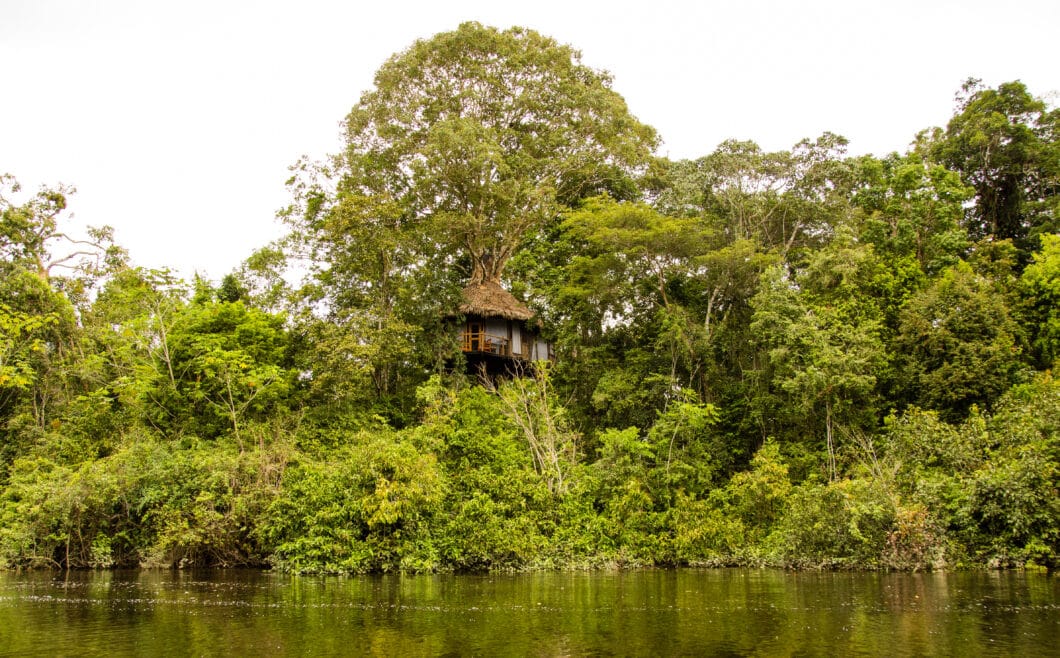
left=291, top=21, right=658, bottom=289
left=282, top=22, right=657, bottom=406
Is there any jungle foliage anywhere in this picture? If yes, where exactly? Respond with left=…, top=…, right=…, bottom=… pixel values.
left=1, top=25, right=1058, bottom=573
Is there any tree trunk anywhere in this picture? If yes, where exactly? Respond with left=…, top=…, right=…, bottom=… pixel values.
left=468, top=249, right=509, bottom=284
left=825, top=399, right=837, bottom=481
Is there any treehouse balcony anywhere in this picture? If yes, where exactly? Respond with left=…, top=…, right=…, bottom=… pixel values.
left=462, top=329, right=517, bottom=358
left=461, top=328, right=552, bottom=361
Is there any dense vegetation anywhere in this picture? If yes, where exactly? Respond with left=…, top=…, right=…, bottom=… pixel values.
left=2, top=23, right=1058, bottom=573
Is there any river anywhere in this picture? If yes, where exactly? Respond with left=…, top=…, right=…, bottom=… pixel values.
left=1, top=569, right=1057, bottom=656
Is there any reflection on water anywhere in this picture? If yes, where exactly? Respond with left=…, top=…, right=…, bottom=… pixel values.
left=1, top=569, right=1057, bottom=656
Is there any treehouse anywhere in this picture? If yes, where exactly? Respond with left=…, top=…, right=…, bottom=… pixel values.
left=456, top=281, right=553, bottom=377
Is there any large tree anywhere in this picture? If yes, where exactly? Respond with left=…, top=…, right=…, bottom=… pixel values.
left=749, top=232, right=887, bottom=479
left=0, top=175, right=123, bottom=453
left=895, top=260, right=1024, bottom=421
left=281, top=23, right=659, bottom=411
left=931, top=79, right=1059, bottom=251
left=309, top=21, right=658, bottom=287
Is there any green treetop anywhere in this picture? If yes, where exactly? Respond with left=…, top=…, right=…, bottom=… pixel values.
left=300, top=21, right=658, bottom=287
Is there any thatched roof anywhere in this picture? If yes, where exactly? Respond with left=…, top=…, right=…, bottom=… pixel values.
left=459, top=281, right=536, bottom=321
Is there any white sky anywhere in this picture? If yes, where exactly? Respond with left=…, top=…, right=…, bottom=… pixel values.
left=3, top=0, right=1057, bottom=281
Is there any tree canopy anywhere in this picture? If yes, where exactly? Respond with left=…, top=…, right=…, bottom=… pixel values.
left=1, top=29, right=1058, bottom=574
left=932, top=78, right=1060, bottom=251
left=307, top=21, right=658, bottom=286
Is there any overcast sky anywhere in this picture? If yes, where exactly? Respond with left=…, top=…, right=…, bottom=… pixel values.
left=3, top=0, right=1057, bottom=281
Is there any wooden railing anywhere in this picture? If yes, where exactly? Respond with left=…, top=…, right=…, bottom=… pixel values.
left=461, top=330, right=551, bottom=361
left=461, top=330, right=514, bottom=357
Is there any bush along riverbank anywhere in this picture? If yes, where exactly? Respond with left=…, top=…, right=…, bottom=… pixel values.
left=2, top=372, right=1056, bottom=573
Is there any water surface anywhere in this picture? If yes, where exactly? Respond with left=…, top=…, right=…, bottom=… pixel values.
left=1, top=569, right=1057, bottom=656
